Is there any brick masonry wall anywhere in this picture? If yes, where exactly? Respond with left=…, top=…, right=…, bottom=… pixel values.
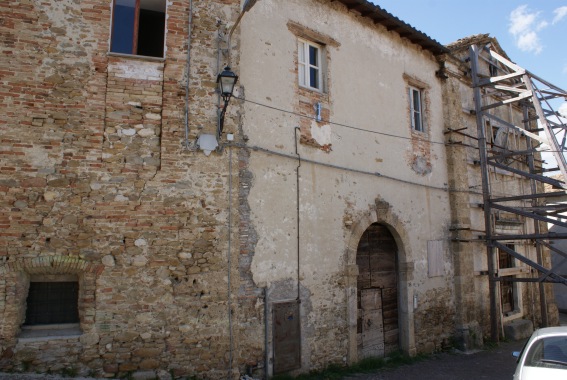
left=0, top=0, right=264, bottom=378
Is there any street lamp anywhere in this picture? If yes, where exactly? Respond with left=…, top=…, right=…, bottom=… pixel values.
left=217, top=66, right=238, bottom=136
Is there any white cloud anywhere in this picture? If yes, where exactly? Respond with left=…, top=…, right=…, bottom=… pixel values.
left=508, top=5, right=546, bottom=54
left=553, top=6, right=567, bottom=24
left=516, top=31, right=541, bottom=54
left=560, top=102, right=567, bottom=118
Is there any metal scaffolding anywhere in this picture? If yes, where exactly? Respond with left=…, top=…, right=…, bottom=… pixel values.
left=469, top=43, right=567, bottom=340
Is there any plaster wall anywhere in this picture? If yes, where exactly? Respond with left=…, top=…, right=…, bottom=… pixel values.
left=239, top=0, right=454, bottom=368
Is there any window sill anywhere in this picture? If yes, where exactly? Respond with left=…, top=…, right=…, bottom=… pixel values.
left=107, top=52, right=165, bottom=62
left=18, top=324, right=82, bottom=342
left=410, top=128, right=428, bottom=136
left=502, top=310, right=522, bottom=321
left=298, top=86, right=329, bottom=102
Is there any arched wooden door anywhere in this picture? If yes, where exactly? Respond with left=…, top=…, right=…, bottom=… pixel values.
left=356, top=223, right=399, bottom=358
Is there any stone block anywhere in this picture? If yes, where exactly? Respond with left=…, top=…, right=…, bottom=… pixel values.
left=504, top=319, right=534, bottom=341
left=132, top=371, right=158, bottom=380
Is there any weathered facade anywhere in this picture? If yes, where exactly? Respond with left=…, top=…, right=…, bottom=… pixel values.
left=0, top=0, right=252, bottom=378
left=0, top=0, right=558, bottom=378
left=239, top=0, right=454, bottom=369
left=443, top=34, right=558, bottom=347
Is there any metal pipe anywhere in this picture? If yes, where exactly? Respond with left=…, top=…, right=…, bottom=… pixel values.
left=226, top=0, right=260, bottom=67
left=524, top=104, right=549, bottom=326
left=227, top=146, right=234, bottom=379
left=217, top=22, right=223, bottom=139
left=264, top=287, right=269, bottom=379
left=470, top=44, right=499, bottom=342
left=294, top=127, right=301, bottom=301
left=184, top=0, right=194, bottom=149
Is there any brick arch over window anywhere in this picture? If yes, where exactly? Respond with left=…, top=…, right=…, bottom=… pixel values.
left=344, top=199, right=415, bottom=364
left=0, top=256, right=104, bottom=346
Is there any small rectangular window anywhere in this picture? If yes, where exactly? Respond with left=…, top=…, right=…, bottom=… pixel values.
left=298, top=39, right=323, bottom=91
left=409, top=86, right=423, bottom=132
left=111, top=0, right=166, bottom=58
left=25, top=282, right=79, bottom=325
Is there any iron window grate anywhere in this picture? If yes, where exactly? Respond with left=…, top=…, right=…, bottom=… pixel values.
left=25, top=282, right=79, bottom=325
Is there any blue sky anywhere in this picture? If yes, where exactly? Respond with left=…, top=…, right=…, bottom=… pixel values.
left=372, top=1, right=567, bottom=95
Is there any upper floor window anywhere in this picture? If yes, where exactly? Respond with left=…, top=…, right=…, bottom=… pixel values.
left=409, top=86, right=423, bottom=132
left=298, top=39, right=323, bottom=91
left=111, top=0, right=166, bottom=58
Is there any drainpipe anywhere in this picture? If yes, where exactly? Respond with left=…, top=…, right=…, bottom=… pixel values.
left=183, top=0, right=194, bottom=149
left=294, top=127, right=301, bottom=301
left=227, top=145, right=234, bottom=379
left=264, top=287, right=269, bottom=379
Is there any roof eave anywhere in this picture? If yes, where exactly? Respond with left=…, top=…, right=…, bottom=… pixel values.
left=335, top=0, right=449, bottom=56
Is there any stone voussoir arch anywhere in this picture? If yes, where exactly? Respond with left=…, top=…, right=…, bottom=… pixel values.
left=0, top=255, right=104, bottom=276
left=344, top=198, right=415, bottom=363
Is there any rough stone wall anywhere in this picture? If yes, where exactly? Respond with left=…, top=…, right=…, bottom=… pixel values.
left=0, top=0, right=260, bottom=378
left=413, top=288, right=455, bottom=352
left=441, top=61, right=483, bottom=350
left=236, top=146, right=265, bottom=376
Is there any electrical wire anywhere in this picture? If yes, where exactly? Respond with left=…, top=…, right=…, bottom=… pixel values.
left=226, top=141, right=455, bottom=193
left=234, top=96, right=567, bottom=160
left=234, top=96, right=449, bottom=146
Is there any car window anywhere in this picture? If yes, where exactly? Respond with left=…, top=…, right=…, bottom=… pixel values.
left=525, top=337, right=567, bottom=369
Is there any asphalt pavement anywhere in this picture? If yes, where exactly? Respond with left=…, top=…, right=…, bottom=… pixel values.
left=344, top=339, right=526, bottom=380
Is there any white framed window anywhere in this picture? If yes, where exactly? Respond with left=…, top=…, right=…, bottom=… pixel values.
left=111, top=0, right=166, bottom=58
left=409, top=86, right=423, bottom=132
left=298, top=39, right=323, bottom=91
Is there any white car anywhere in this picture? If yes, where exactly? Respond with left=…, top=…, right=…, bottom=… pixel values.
left=513, top=326, right=567, bottom=380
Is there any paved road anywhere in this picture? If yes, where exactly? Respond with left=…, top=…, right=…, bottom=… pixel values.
left=345, top=339, right=526, bottom=380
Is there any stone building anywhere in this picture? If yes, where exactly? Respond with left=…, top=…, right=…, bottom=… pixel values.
left=0, top=0, right=559, bottom=379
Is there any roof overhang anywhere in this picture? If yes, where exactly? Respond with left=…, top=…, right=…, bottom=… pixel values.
left=335, top=0, right=449, bottom=56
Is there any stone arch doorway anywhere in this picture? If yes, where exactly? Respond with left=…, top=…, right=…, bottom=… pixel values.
left=356, top=223, right=399, bottom=359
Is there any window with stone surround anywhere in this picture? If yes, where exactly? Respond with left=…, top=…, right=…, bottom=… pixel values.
left=298, top=38, right=324, bottom=92
left=404, top=75, right=429, bottom=134
left=287, top=21, right=337, bottom=95
left=19, top=274, right=82, bottom=339
left=110, top=0, right=166, bottom=58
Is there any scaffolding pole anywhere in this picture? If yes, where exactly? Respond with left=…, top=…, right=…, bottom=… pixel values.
left=469, top=43, right=567, bottom=339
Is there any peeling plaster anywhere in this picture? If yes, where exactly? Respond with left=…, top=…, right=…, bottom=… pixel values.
left=310, top=122, right=332, bottom=147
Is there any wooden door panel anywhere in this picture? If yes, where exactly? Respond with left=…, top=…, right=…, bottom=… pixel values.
left=356, top=223, right=399, bottom=358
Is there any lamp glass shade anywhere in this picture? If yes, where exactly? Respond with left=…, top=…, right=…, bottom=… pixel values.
left=217, top=67, right=238, bottom=98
